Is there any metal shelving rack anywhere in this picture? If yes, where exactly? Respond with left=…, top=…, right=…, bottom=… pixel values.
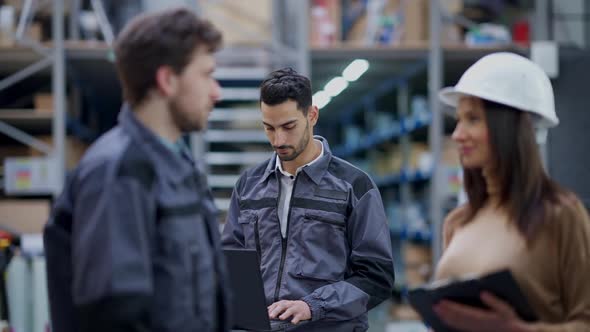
left=0, top=0, right=116, bottom=197
left=428, top=0, right=445, bottom=267
left=0, top=0, right=66, bottom=196
left=0, top=0, right=309, bottom=205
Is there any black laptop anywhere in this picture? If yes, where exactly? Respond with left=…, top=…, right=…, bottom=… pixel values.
left=224, top=249, right=310, bottom=331
left=224, top=249, right=272, bottom=331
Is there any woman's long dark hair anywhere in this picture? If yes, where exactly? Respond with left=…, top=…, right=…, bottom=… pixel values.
left=461, top=99, right=564, bottom=242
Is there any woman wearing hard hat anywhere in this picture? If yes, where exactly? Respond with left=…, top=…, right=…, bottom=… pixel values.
left=432, top=52, right=590, bottom=331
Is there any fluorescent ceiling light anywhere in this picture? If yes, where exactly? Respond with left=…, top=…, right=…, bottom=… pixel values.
left=342, top=59, right=369, bottom=82
left=313, top=91, right=331, bottom=109
left=324, top=76, right=349, bottom=97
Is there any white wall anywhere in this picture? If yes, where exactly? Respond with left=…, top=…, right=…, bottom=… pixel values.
left=552, top=0, right=585, bottom=48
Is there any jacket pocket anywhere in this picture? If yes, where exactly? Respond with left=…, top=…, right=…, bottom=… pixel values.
left=294, top=212, right=348, bottom=282
left=237, top=212, right=260, bottom=251
left=254, top=216, right=262, bottom=259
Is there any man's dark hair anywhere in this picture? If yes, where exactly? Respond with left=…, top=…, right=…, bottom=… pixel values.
left=114, top=7, right=222, bottom=107
left=260, top=68, right=312, bottom=115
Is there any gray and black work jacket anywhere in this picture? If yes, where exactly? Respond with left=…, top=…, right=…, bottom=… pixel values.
left=222, top=136, right=395, bottom=332
left=44, top=106, right=232, bottom=332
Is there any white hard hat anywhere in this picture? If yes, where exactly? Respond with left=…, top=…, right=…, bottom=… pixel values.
left=439, top=52, right=559, bottom=129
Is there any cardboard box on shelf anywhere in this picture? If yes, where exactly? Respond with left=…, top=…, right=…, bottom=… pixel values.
left=0, top=5, right=15, bottom=47
left=201, top=0, right=271, bottom=46
left=372, top=144, right=402, bottom=176
left=310, top=0, right=341, bottom=47
left=404, top=242, right=431, bottom=264
left=390, top=303, right=421, bottom=321
left=444, top=0, right=464, bottom=14
left=373, top=142, right=434, bottom=176
left=402, top=0, right=463, bottom=45
left=3, top=0, right=73, bottom=14
left=405, top=263, right=431, bottom=287
left=0, top=32, right=12, bottom=47
left=344, top=11, right=365, bottom=45
left=26, top=22, right=42, bottom=42
left=33, top=93, right=53, bottom=114
left=0, top=199, right=50, bottom=234
left=345, top=0, right=401, bottom=46
left=373, top=155, right=390, bottom=176
left=403, top=242, right=432, bottom=287
left=402, top=0, right=428, bottom=44
left=343, top=0, right=462, bottom=46
left=389, top=152, right=403, bottom=174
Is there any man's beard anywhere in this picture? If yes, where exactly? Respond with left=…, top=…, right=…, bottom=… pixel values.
left=277, top=121, right=310, bottom=162
left=169, top=97, right=204, bottom=133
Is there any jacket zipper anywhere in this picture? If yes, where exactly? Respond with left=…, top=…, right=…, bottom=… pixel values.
left=254, top=215, right=262, bottom=262
left=273, top=174, right=298, bottom=302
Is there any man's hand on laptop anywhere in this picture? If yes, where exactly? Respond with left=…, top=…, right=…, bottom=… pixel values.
left=268, top=300, right=311, bottom=324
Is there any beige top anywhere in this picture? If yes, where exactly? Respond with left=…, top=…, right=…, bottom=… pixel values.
left=435, top=194, right=590, bottom=331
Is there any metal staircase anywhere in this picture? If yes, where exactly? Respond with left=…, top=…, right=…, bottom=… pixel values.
left=206, top=63, right=272, bottom=216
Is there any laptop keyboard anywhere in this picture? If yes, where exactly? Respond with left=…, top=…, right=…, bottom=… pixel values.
left=269, top=319, right=309, bottom=331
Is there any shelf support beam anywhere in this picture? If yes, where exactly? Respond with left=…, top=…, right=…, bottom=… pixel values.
left=52, top=0, right=66, bottom=196
left=0, top=56, right=53, bottom=92
left=398, top=84, right=412, bottom=209
left=534, top=0, right=550, bottom=170
left=90, top=0, right=115, bottom=46
left=428, top=0, right=444, bottom=264
left=0, top=122, right=53, bottom=155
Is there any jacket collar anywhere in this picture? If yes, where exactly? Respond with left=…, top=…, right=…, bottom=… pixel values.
left=261, top=135, right=332, bottom=185
left=118, top=104, right=196, bottom=178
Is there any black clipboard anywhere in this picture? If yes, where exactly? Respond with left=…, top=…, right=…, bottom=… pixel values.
left=408, top=269, right=537, bottom=332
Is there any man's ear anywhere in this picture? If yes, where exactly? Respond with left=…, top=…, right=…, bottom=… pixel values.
left=308, top=105, right=319, bottom=126
left=155, top=66, right=178, bottom=97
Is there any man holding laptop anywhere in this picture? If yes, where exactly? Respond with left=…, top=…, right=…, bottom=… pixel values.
left=222, top=68, right=395, bottom=331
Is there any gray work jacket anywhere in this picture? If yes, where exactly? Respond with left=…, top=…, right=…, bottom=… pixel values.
left=44, top=106, right=232, bottom=332
left=222, top=136, right=395, bottom=332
